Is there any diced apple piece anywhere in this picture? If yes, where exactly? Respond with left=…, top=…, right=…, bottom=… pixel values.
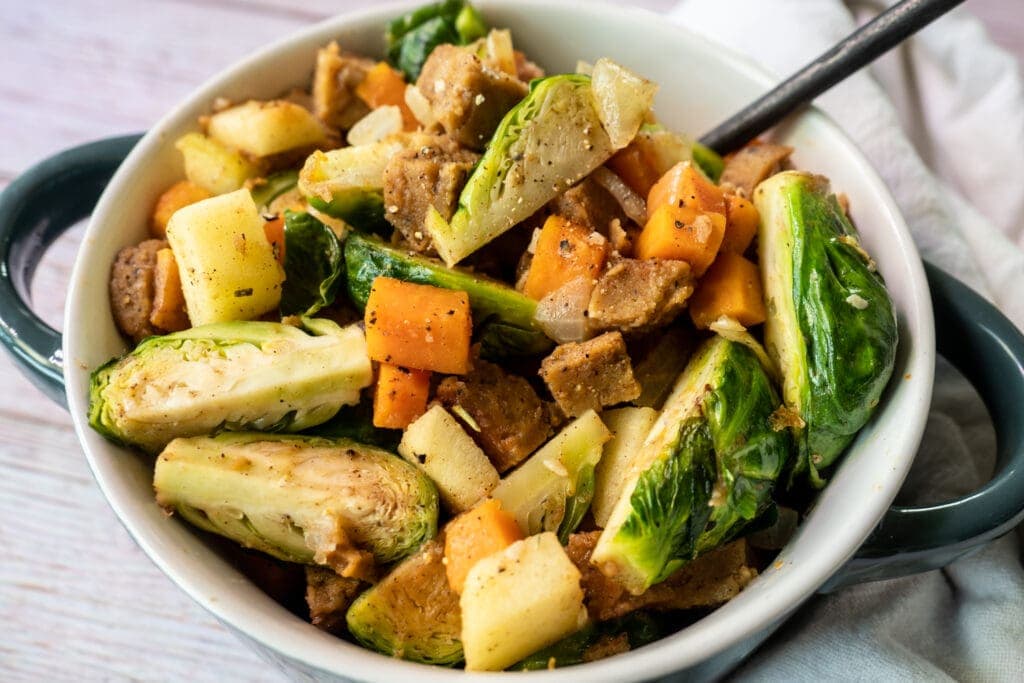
left=591, top=406, right=659, bottom=527
left=174, top=132, right=257, bottom=196
left=398, top=405, right=500, bottom=512
left=166, top=189, right=283, bottom=326
left=460, top=532, right=588, bottom=671
left=207, top=100, right=326, bottom=158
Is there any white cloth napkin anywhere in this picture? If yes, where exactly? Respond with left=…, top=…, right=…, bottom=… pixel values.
left=667, top=1, right=1024, bottom=680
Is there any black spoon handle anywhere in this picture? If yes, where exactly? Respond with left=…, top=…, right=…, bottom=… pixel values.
left=698, top=0, right=965, bottom=154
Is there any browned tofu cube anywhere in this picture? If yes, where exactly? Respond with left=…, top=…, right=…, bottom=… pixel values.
left=436, top=360, right=553, bottom=473
left=416, top=45, right=527, bottom=150
left=539, top=332, right=641, bottom=417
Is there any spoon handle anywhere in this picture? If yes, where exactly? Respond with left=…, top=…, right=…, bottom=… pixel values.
left=698, top=0, right=965, bottom=154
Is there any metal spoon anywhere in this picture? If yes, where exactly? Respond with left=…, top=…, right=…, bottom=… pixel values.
left=699, top=0, right=966, bottom=154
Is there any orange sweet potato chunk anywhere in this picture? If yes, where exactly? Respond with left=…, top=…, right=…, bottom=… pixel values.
left=607, top=145, right=662, bottom=198
left=355, top=61, right=418, bottom=130
left=646, top=162, right=725, bottom=221
left=373, top=363, right=431, bottom=429
left=364, top=276, right=473, bottom=374
left=721, top=195, right=759, bottom=255
left=444, top=499, right=524, bottom=594
left=689, top=252, right=767, bottom=329
left=634, top=203, right=725, bottom=277
left=149, top=248, right=190, bottom=332
left=151, top=180, right=212, bottom=238
left=521, top=215, right=609, bottom=301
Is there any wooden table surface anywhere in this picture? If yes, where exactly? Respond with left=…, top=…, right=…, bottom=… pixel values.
left=1, top=1, right=1020, bottom=681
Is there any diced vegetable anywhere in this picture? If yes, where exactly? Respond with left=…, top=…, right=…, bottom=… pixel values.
left=398, top=405, right=500, bottom=512
left=148, top=248, right=189, bottom=332
left=460, top=532, right=588, bottom=671
left=606, top=145, right=661, bottom=199
left=207, top=100, right=327, bottom=158
left=175, top=132, right=258, bottom=195
left=298, top=139, right=406, bottom=234
left=364, top=276, right=473, bottom=374
left=263, top=216, right=285, bottom=264
left=591, top=407, right=658, bottom=528
left=89, top=318, right=372, bottom=452
left=374, top=363, right=431, bottom=429
left=346, top=539, right=463, bottom=665
left=347, top=105, right=404, bottom=146
left=522, top=215, right=609, bottom=301
left=689, top=252, right=767, bottom=330
left=606, top=123, right=700, bottom=197
left=279, top=210, right=343, bottom=316
left=443, top=499, right=523, bottom=593
left=634, top=203, right=726, bottom=276
left=386, top=0, right=488, bottom=81
left=646, top=161, right=725, bottom=221
left=426, top=60, right=655, bottom=266
left=344, top=233, right=551, bottom=358
left=490, top=410, right=611, bottom=542
left=721, top=194, right=759, bottom=255
left=151, top=180, right=211, bottom=238
left=755, top=171, right=897, bottom=486
left=165, top=189, right=283, bottom=326
left=354, top=62, right=418, bottom=130
left=590, top=59, right=658, bottom=150
left=592, top=337, right=791, bottom=594
left=154, top=432, right=438, bottom=570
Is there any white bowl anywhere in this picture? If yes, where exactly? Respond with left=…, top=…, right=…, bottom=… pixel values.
left=62, top=1, right=933, bottom=680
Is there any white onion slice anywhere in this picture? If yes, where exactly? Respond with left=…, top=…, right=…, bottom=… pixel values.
left=591, top=166, right=647, bottom=226
left=533, top=277, right=595, bottom=344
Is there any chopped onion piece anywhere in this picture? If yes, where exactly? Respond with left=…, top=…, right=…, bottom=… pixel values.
left=533, top=277, right=595, bottom=344
left=591, top=166, right=647, bottom=226
left=404, top=84, right=436, bottom=128
left=347, top=106, right=403, bottom=146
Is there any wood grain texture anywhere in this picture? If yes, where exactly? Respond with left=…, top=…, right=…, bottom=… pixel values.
left=0, top=1, right=1018, bottom=681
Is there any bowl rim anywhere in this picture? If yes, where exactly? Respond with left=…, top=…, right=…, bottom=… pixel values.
left=63, top=0, right=934, bottom=680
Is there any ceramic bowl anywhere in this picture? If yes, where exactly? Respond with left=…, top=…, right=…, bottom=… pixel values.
left=2, top=1, right=1023, bottom=681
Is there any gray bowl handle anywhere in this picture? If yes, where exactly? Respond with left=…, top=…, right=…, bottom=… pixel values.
left=824, top=262, right=1024, bottom=590
left=0, top=134, right=142, bottom=406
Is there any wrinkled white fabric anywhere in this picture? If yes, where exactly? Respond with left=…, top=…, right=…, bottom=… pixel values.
left=667, top=1, right=1024, bottom=680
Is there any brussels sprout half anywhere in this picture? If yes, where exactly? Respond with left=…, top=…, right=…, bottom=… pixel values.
left=592, top=337, right=791, bottom=595
left=154, top=433, right=438, bottom=571
left=755, top=171, right=897, bottom=487
left=89, top=318, right=372, bottom=452
left=426, top=59, right=656, bottom=266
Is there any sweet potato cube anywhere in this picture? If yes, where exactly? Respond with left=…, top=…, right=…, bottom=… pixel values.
left=373, top=363, right=431, bottom=429
left=607, top=144, right=661, bottom=198
left=444, top=499, right=524, bottom=594
left=721, top=194, right=759, bottom=255
left=355, top=62, right=418, bottom=130
left=151, top=180, right=212, bottom=239
left=262, top=215, right=285, bottom=265
left=149, top=248, right=190, bottom=332
left=364, top=276, right=473, bottom=374
left=689, top=252, right=767, bottom=329
left=646, top=161, right=725, bottom=221
left=634, top=203, right=725, bottom=276
left=522, top=215, right=609, bottom=301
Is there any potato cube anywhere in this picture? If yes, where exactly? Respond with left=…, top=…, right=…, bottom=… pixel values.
left=399, top=405, right=499, bottom=512
left=166, top=189, right=283, bottom=326
left=207, top=100, right=326, bottom=158
left=174, top=132, right=257, bottom=196
left=460, top=532, right=587, bottom=671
